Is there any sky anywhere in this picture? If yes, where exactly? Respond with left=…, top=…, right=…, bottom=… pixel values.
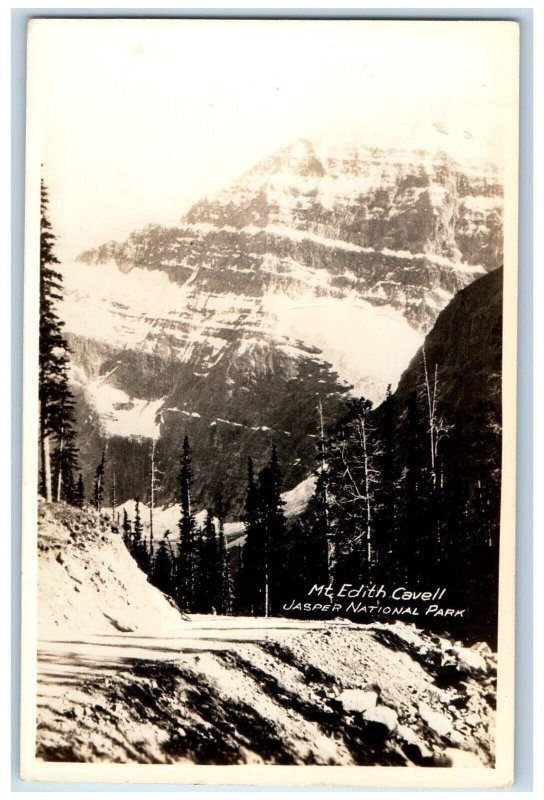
left=27, top=19, right=518, bottom=260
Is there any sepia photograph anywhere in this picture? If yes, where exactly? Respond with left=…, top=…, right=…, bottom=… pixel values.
left=21, top=18, right=519, bottom=786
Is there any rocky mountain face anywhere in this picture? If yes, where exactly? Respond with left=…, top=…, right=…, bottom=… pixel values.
left=64, top=138, right=503, bottom=514
left=393, top=267, right=503, bottom=427
left=386, top=268, right=503, bottom=647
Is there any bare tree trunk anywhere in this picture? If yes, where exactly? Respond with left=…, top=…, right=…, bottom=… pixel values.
left=42, top=432, right=52, bottom=503
left=264, top=565, right=270, bottom=618
left=361, top=416, right=372, bottom=565
left=39, top=403, right=53, bottom=502
left=55, top=430, right=64, bottom=502
left=264, top=531, right=270, bottom=618
left=111, top=473, right=117, bottom=524
left=149, top=439, right=155, bottom=555
left=422, top=346, right=437, bottom=487
left=318, top=399, right=335, bottom=589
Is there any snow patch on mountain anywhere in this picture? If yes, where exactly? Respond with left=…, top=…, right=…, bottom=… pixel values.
left=83, top=380, right=163, bottom=439
left=183, top=221, right=487, bottom=275
left=263, top=290, right=423, bottom=400
left=63, top=253, right=425, bottom=413
left=281, top=474, right=317, bottom=517
left=61, top=259, right=193, bottom=348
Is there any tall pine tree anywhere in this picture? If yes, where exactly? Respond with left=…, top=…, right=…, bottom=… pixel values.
left=258, top=445, right=287, bottom=616
left=39, top=180, right=79, bottom=501
left=151, top=540, right=174, bottom=598
left=216, top=495, right=232, bottom=615
left=93, top=450, right=106, bottom=512
left=132, top=498, right=150, bottom=573
left=237, top=457, right=266, bottom=615
left=122, top=508, right=132, bottom=548
left=176, top=436, right=196, bottom=612
left=197, top=509, right=218, bottom=613
left=74, top=473, right=85, bottom=508
left=397, top=391, right=431, bottom=583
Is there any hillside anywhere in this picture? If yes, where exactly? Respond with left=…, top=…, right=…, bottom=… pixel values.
left=38, top=500, right=186, bottom=638
left=392, top=267, right=502, bottom=428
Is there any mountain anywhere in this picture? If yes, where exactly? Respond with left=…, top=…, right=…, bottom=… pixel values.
left=392, top=266, right=502, bottom=426
left=383, top=267, right=503, bottom=645
left=61, top=137, right=503, bottom=514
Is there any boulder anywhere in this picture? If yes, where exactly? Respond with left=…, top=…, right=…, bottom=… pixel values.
left=336, top=688, right=379, bottom=715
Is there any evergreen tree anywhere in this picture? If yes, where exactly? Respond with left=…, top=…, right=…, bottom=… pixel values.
left=285, top=401, right=334, bottom=602
left=39, top=180, right=78, bottom=501
left=110, top=473, right=117, bottom=525
left=216, top=495, right=232, bottom=615
left=258, top=445, right=287, bottom=615
left=132, top=498, right=150, bottom=572
left=237, top=457, right=265, bottom=615
left=233, top=545, right=245, bottom=615
left=149, top=438, right=157, bottom=553
left=151, top=540, right=173, bottom=597
left=122, top=508, right=132, bottom=548
left=133, top=500, right=143, bottom=544
left=397, top=391, right=432, bottom=583
left=197, top=509, right=218, bottom=613
left=462, top=400, right=502, bottom=630
left=176, top=436, right=196, bottom=611
left=439, top=429, right=469, bottom=588
left=191, top=522, right=206, bottom=612
left=74, top=473, right=85, bottom=508
left=294, top=473, right=330, bottom=592
left=93, top=450, right=106, bottom=512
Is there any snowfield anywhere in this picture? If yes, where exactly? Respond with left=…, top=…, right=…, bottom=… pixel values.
left=36, top=501, right=497, bottom=768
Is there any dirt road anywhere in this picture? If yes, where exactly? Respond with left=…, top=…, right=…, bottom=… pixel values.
left=36, top=616, right=496, bottom=767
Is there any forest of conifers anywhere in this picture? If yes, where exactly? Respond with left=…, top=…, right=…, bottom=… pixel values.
left=111, top=351, right=501, bottom=644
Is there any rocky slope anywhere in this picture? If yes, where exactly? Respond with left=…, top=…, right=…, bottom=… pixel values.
left=37, top=617, right=496, bottom=767
left=38, top=500, right=186, bottom=638
left=393, top=266, right=502, bottom=425
left=62, top=138, right=503, bottom=512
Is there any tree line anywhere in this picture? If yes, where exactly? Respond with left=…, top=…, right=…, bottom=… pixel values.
left=294, top=381, right=501, bottom=636
left=107, top=435, right=294, bottom=617
left=112, top=438, right=232, bottom=614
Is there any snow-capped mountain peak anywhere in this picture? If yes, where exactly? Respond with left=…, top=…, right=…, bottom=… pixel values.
left=65, top=135, right=503, bottom=512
